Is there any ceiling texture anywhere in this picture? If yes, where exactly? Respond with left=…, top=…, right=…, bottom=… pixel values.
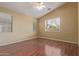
left=0, top=2, right=65, bottom=18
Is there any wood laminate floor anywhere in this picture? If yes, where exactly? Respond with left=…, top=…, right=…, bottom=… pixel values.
left=0, top=38, right=78, bottom=56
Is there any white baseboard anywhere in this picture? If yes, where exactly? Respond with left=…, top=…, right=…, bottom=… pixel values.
left=0, top=35, right=77, bottom=46
left=0, top=33, right=37, bottom=46
left=39, top=36, right=77, bottom=44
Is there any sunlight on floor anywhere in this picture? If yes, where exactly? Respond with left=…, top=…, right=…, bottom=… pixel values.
left=45, top=45, right=62, bottom=56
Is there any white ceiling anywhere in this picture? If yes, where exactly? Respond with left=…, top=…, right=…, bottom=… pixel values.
left=0, top=2, right=65, bottom=18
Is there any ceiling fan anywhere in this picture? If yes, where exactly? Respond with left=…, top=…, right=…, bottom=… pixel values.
left=33, top=2, right=51, bottom=11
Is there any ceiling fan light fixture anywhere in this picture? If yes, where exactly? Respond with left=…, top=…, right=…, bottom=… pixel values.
left=35, top=2, right=46, bottom=10
left=36, top=5, right=46, bottom=10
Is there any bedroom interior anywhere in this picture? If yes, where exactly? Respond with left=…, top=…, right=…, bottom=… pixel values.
left=0, top=2, right=78, bottom=56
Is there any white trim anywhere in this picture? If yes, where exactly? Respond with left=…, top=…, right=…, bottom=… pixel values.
left=0, top=35, right=77, bottom=46
left=39, top=36, right=77, bottom=44
left=0, top=37, right=37, bottom=46
left=0, top=33, right=37, bottom=46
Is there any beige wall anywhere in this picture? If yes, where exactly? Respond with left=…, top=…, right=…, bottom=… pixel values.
left=38, top=3, right=78, bottom=44
left=0, top=7, right=37, bottom=46
left=0, top=3, right=78, bottom=46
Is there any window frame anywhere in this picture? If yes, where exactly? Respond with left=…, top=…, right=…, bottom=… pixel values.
left=45, top=16, right=60, bottom=32
left=0, top=12, right=13, bottom=32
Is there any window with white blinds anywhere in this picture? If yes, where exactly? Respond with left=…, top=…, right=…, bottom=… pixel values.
left=0, top=12, right=12, bottom=32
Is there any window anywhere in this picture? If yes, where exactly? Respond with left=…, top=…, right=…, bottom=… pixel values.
left=33, top=19, right=37, bottom=32
left=0, top=12, right=12, bottom=32
left=45, top=17, right=60, bottom=32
